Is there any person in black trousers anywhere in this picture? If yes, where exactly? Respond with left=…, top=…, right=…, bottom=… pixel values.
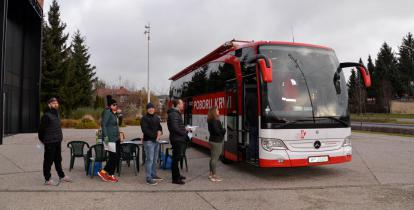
left=98, top=95, right=121, bottom=183
left=38, top=97, right=72, bottom=186
left=167, top=99, right=189, bottom=185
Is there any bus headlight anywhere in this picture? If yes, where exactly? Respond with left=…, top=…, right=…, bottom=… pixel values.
left=261, top=138, right=287, bottom=151
left=342, top=136, right=351, bottom=147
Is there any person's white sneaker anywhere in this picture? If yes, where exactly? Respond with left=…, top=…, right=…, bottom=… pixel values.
left=212, top=176, right=222, bottom=182
left=59, top=176, right=73, bottom=183
left=44, top=179, right=59, bottom=186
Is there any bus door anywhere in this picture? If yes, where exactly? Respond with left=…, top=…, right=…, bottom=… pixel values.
left=223, top=79, right=239, bottom=162
left=183, top=97, right=192, bottom=125
left=243, top=74, right=259, bottom=164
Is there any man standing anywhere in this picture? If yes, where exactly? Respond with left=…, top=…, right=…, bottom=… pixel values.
left=167, top=99, right=188, bottom=185
left=141, top=103, right=163, bottom=185
left=38, top=97, right=72, bottom=186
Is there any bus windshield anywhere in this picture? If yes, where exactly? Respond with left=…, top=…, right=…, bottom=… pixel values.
left=258, top=45, right=349, bottom=129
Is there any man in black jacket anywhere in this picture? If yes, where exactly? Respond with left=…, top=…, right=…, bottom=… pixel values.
left=141, top=103, right=163, bottom=185
left=38, top=98, right=72, bottom=186
left=167, top=99, right=189, bottom=185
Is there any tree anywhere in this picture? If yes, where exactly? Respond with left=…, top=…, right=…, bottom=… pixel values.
left=41, top=0, right=71, bottom=116
left=375, top=42, right=398, bottom=113
left=357, top=58, right=367, bottom=113
left=366, top=55, right=377, bottom=99
left=398, top=32, right=414, bottom=97
left=70, top=30, right=97, bottom=107
left=94, top=79, right=107, bottom=89
left=347, top=69, right=358, bottom=113
left=93, top=95, right=105, bottom=109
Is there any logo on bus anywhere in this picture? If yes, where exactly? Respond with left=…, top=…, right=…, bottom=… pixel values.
left=314, top=140, right=321, bottom=149
left=300, top=130, right=307, bottom=139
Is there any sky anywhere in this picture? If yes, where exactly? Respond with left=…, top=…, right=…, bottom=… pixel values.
left=43, top=0, right=414, bottom=94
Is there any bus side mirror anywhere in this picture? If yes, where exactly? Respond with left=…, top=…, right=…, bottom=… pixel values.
left=357, top=66, right=371, bottom=88
left=258, top=58, right=273, bottom=83
left=249, top=54, right=273, bottom=83
left=337, top=62, right=372, bottom=88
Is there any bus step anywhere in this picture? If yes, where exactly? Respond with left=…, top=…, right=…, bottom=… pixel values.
left=246, top=159, right=259, bottom=166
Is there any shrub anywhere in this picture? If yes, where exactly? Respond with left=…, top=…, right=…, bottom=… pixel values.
left=70, top=107, right=104, bottom=120
left=61, top=119, right=79, bottom=128
left=124, top=118, right=141, bottom=126
left=75, top=115, right=99, bottom=129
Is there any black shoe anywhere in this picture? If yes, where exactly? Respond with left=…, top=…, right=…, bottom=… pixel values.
left=172, top=179, right=185, bottom=185
left=152, top=176, right=164, bottom=181
left=180, top=175, right=186, bottom=180
left=146, top=179, right=158, bottom=186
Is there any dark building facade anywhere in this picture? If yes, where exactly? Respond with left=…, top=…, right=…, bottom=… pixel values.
left=0, top=0, right=42, bottom=144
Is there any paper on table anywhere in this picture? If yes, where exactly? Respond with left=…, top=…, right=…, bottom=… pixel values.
left=104, top=142, right=116, bottom=153
left=185, top=125, right=199, bottom=132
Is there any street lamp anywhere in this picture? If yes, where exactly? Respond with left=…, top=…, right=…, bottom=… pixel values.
left=144, top=23, right=151, bottom=104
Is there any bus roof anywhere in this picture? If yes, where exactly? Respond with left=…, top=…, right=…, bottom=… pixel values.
left=169, top=40, right=333, bottom=81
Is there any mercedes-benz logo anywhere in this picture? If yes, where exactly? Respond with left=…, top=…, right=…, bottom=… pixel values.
left=314, top=140, right=321, bottom=149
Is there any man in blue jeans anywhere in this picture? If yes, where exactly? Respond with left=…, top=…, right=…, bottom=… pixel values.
left=141, top=103, right=163, bottom=185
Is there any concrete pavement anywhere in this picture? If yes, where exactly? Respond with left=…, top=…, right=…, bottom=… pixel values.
left=0, top=125, right=413, bottom=210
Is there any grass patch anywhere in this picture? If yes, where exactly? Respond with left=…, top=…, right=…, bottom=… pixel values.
left=351, top=113, right=414, bottom=124
left=353, top=130, right=414, bottom=138
left=351, top=113, right=414, bottom=119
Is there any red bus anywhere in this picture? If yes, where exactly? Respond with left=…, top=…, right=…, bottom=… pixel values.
left=169, top=40, right=371, bottom=167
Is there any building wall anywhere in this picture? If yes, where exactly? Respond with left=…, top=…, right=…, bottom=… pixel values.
left=1, top=0, right=42, bottom=144
left=391, top=101, right=414, bottom=114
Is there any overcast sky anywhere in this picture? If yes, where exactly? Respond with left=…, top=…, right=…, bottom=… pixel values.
left=43, top=0, right=414, bottom=94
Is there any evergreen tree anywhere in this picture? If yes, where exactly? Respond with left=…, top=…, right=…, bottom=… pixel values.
left=347, top=69, right=358, bottom=113
left=93, top=95, right=105, bottom=109
left=366, top=55, right=377, bottom=99
left=375, top=42, right=398, bottom=112
left=94, top=79, right=107, bottom=89
left=357, top=58, right=367, bottom=113
left=70, top=30, right=97, bottom=107
left=41, top=0, right=71, bottom=116
left=398, top=32, right=414, bottom=96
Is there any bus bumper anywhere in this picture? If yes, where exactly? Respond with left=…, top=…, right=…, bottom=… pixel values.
left=259, top=147, right=352, bottom=167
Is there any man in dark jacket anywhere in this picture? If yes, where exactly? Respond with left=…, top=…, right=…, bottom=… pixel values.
left=141, top=102, right=163, bottom=185
left=38, top=97, right=72, bottom=186
left=167, top=99, right=189, bottom=185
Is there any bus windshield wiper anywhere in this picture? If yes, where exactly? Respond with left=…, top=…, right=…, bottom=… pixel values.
left=287, top=54, right=316, bottom=123
left=315, top=116, right=349, bottom=126
left=275, top=119, right=315, bottom=129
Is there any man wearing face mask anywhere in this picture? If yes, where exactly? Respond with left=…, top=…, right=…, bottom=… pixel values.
left=38, top=97, right=72, bottom=186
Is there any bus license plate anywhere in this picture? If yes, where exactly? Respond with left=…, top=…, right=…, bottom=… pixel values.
left=308, top=156, right=328, bottom=163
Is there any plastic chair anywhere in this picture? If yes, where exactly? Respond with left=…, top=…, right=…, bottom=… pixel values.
left=118, top=143, right=140, bottom=176
left=67, top=141, right=90, bottom=171
left=86, top=144, right=107, bottom=178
